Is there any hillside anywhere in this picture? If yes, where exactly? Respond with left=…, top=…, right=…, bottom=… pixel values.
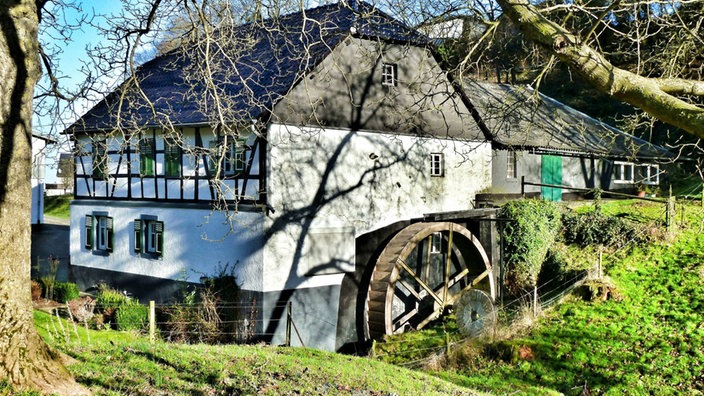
left=21, top=199, right=704, bottom=395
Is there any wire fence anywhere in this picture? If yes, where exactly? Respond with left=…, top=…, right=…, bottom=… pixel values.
left=41, top=195, right=704, bottom=366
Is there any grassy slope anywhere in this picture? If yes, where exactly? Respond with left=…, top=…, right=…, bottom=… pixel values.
left=44, top=195, right=72, bottom=219
left=434, top=202, right=704, bottom=395
left=30, top=200, right=704, bottom=395
left=33, top=311, right=483, bottom=395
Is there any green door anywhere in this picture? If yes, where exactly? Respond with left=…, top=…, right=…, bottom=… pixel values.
left=541, top=155, right=563, bottom=201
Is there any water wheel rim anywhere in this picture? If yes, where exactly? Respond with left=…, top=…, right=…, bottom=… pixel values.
left=367, top=222, right=494, bottom=338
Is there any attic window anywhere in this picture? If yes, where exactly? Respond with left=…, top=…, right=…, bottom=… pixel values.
left=430, top=153, right=444, bottom=177
left=381, top=63, right=398, bottom=87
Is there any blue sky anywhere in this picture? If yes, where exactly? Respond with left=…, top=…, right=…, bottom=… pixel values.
left=35, top=1, right=126, bottom=183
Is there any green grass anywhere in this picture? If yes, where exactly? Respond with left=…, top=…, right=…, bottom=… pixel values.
left=44, top=195, right=72, bottom=219
left=31, top=199, right=704, bottom=395
left=34, top=310, right=484, bottom=395
left=373, top=200, right=704, bottom=395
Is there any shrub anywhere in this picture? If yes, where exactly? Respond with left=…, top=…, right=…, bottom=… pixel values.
left=562, top=209, right=645, bottom=248
left=500, top=199, right=562, bottom=294
left=67, top=296, right=96, bottom=323
left=116, top=301, right=148, bottom=331
left=53, top=282, right=80, bottom=303
left=31, top=280, right=42, bottom=301
left=95, top=284, right=132, bottom=328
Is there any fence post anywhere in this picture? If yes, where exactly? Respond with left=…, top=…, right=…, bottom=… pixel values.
left=666, top=196, right=676, bottom=234
left=521, top=176, right=525, bottom=197
left=149, top=301, right=155, bottom=344
left=285, top=301, right=292, bottom=347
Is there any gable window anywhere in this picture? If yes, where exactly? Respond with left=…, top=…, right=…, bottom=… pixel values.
left=134, top=218, right=164, bottom=256
left=139, top=138, right=156, bottom=177
left=638, top=163, right=660, bottom=185
left=164, top=137, right=182, bottom=178
left=92, top=138, right=107, bottom=180
left=430, top=153, right=444, bottom=177
left=85, top=214, right=113, bottom=253
left=613, top=161, right=635, bottom=184
left=209, top=137, right=248, bottom=177
left=506, top=151, right=517, bottom=179
left=381, top=63, right=398, bottom=87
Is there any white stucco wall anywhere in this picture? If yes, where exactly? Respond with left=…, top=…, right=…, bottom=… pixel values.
left=263, top=124, right=492, bottom=292
left=70, top=201, right=265, bottom=290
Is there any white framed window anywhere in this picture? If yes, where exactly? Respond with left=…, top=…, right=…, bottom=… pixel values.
left=134, top=218, right=164, bottom=257
left=85, top=214, right=113, bottom=253
left=430, top=153, right=444, bottom=177
left=638, top=163, right=660, bottom=185
left=613, top=161, right=635, bottom=184
left=381, top=63, right=398, bottom=87
left=506, top=151, right=517, bottom=179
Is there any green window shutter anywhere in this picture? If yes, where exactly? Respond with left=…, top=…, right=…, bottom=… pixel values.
left=134, top=219, right=142, bottom=253
left=106, top=217, right=114, bottom=253
left=154, top=221, right=164, bottom=256
left=139, top=139, right=155, bottom=176
left=85, top=215, right=94, bottom=249
left=164, top=140, right=181, bottom=178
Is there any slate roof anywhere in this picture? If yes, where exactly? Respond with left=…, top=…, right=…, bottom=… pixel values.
left=67, top=1, right=430, bottom=133
left=465, top=81, right=673, bottom=160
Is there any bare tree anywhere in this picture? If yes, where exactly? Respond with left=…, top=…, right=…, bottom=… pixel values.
left=0, top=0, right=85, bottom=393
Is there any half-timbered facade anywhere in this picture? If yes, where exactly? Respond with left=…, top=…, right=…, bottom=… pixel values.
left=67, top=1, right=493, bottom=351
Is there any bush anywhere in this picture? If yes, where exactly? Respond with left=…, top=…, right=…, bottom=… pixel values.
left=500, top=199, right=562, bottom=294
left=31, top=280, right=42, bottom=301
left=53, top=282, right=79, bottom=303
left=95, top=284, right=132, bottom=328
left=116, top=301, right=148, bottom=331
left=562, top=209, right=645, bottom=248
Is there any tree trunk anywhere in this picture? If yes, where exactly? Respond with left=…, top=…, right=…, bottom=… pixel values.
left=0, top=1, right=85, bottom=393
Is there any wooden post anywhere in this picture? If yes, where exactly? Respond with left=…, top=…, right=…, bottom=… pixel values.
left=667, top=196, right=676, bottom=234
left=285, top=301, right=292, bottom=347
left=533, top=283, right=538, bottom=318
left=149, top=301, right=155, bottom=344
left=521, top=176, right=525, bottom=197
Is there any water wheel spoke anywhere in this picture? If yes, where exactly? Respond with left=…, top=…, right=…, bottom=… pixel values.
left=397, top=258, right=444, bottom=306
left=447, top=268, right=469, bottom=289
left=415, top=307, right=442, bottom=330
left=397, top=279, right=423, bottom=300
left=392, top=307, right=419, bottom=332
left=448, top=269, right=493, bottom=305
left=367, top=221, right=495, bottom=338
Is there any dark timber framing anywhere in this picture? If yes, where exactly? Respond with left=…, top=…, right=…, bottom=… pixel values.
left=73, top=128, right=266, bottom=207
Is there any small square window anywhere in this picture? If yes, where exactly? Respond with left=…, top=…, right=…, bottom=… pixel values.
left=381, top=63, right=398, bottom=87
left=134, top=218, right=164, bottom=256
left=613, top=161, right=635, bottom=184
left=430, top=153, right=444, bottom=177
left=639, top=163, right=660, bottom=185
left=85, top=214, right=113, bottom=253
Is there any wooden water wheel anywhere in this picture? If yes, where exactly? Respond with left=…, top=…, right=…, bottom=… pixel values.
left=367, top=222, right=494, bottom=339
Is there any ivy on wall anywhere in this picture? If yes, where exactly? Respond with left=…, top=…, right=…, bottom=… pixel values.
left=500, top=199, right=562, bottom=294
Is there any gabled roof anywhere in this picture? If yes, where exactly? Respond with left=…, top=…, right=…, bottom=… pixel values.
left=67, top=1, right=430, bottom=133
left=464, top=81, right=673, bottom=161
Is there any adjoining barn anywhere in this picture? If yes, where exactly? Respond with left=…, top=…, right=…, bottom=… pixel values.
left=466, top=81, right=673, bottom=202
left=66, top=1, right=500, bottom=351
